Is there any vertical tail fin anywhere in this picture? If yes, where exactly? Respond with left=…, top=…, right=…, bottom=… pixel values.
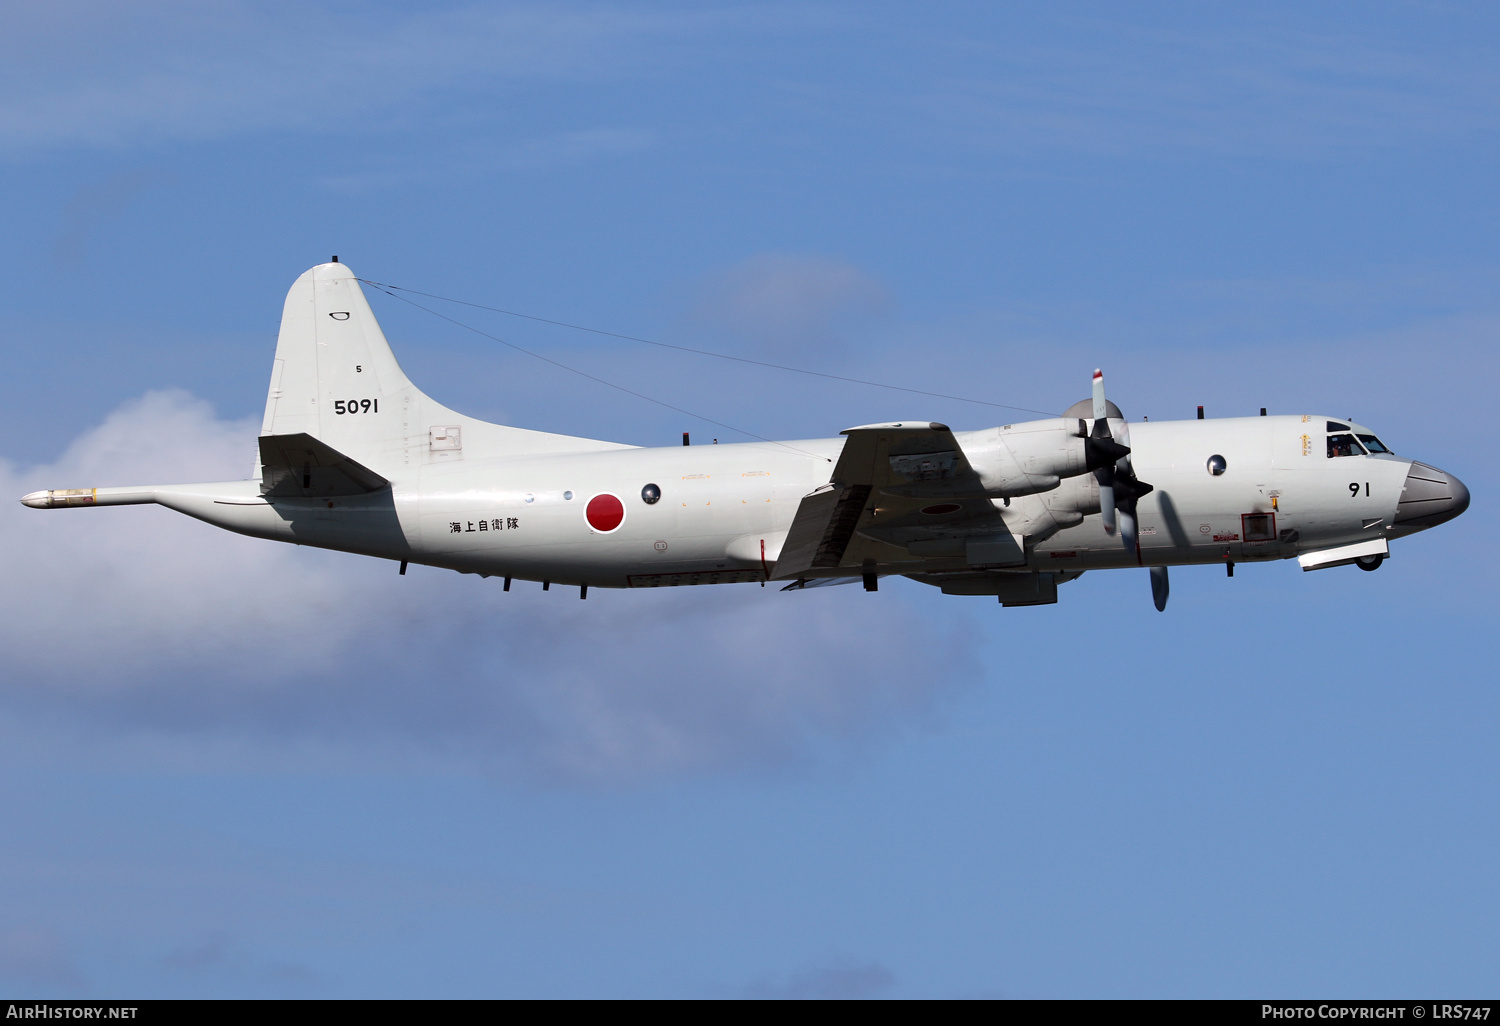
left=261, top=262, right=413, bottom=473
left=259, top=262, right=628, bottom=481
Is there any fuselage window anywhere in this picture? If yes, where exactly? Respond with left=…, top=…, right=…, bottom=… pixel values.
left=1327, top=421, right=1351, bottom=431
left=1327, top=434, right=1366, bottom=458
left=1357, top=434, right=1392, bottom=454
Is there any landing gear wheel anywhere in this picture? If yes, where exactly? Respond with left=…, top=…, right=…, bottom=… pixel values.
left=1356, top=554, right=1385, bottom=571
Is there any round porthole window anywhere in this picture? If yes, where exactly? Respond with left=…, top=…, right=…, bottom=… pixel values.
left=563, top=490, right=574, bottom=501
left=641, top=483, right=661, bottom=505
left=1207, top=454, right=1227, bottom=476
left=524, top=493, right=535, bottom=504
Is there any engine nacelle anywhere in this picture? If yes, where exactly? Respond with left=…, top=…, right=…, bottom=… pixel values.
left=954, top=418, right=1096, bottom=497
left=996, top=473, right=1100, bottom=545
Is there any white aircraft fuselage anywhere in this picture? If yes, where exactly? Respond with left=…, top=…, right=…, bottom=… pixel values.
left=22, top=262, right=1469, bottom=607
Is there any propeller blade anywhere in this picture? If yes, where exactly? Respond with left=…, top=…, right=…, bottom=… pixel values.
left=1150, top=565, right=1169, bottom=612
left=1120, top=505, right=1138, bottom=555
left=1091, top=369, right=1117, bottom=534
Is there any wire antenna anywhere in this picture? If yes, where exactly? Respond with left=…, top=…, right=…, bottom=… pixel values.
left=358, top=278, right=1057, bottom=418
left=363, top=283, right=829, bottom=459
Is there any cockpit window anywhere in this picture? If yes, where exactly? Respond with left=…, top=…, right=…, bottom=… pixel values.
left=1327, top=421, right=1351, bottom=432
left=1357, top=434, right=1392, bottom=454
left=1327, top=434, right=1366, bottom=458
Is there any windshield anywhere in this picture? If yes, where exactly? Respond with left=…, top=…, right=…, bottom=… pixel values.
left=1357, top=433, right=1393, bottom=454
left=1327, top=434, right=1366, bottom=458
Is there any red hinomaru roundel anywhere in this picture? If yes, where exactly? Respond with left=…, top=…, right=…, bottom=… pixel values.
left=586, top=493, right=625, bottom=533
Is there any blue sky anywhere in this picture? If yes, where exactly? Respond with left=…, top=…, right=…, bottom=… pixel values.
left=0, top=1, right=1495, bottom=997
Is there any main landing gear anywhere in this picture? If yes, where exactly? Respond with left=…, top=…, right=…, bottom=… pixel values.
left=1356, top=554, right=1385, bottom=571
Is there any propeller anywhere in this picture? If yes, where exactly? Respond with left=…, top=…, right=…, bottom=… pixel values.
left=1081, top=369, right=1154, bottom=552
left=1067, top=371, right=1161, bottom=608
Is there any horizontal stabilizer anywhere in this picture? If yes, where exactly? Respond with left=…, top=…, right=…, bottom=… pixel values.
left=259, top=433, right=389, bottom=497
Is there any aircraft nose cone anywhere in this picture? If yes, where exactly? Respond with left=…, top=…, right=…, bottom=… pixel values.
left=1394, top=463, right=1470, bottom=529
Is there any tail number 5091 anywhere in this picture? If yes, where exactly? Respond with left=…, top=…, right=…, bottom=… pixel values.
left=334, top=399, right=378, bottom=415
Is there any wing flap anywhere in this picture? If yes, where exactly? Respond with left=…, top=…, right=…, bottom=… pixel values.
left=774, top=484, right=844, bottom=578
left=816, top=484, right=872, bottom=566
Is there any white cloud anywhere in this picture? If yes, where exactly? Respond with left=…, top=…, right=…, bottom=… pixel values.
left=682, top=254, right=893, bottom=361
left=319, top=127, right=656, bottom=190
left=901, top=14, right=1500, bottom=159
left=5, top=4, right=1488, bottom=163
left=0, top=390, right=978, bottom=782
left=0, top=390, right=357, bottom=678
left=500, top=127, right=656, bottom=169
left=0, top=2, right=747, bottom=155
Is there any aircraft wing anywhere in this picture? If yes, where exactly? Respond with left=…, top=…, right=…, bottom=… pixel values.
left=773, top=421, right=991, bottom=578
left=258, top=433, right=390, bottom=497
